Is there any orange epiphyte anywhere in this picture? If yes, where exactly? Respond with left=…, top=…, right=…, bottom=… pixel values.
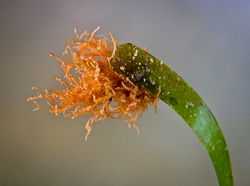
left=27, top=27, right=159, bottom=140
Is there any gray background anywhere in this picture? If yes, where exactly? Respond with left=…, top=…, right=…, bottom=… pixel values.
left=1, top=0, right=249, bottom=185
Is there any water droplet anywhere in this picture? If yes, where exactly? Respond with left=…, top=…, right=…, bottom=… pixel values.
left=212, top=146, right=215, bottom=150
left=186, top=102, right=195, bottom=108
left=120, top=66, right=125, bottom=71
left=134, top=49, right=138, bottom=57
left=159, top=61, right=164, bottom=70
left=150, top=58, right=154, bottom=63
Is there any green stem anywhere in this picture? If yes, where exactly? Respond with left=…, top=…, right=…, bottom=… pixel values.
left=110, top=43, right=234, bottom=186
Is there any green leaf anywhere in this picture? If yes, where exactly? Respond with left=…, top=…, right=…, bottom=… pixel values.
left=110, top=43, right=234, bottom=186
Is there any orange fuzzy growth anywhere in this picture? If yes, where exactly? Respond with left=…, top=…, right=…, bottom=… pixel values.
left=27, top=27, right=159, bottom=140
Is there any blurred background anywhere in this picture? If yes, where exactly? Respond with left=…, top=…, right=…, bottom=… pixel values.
left=1, top=0, right=249, bottom=185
